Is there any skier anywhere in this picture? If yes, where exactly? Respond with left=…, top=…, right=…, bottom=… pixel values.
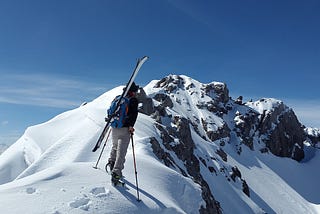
left=106, top=82, right=139, bottom=185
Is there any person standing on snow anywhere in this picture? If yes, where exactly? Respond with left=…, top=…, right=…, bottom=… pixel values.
left=106, top=82, right=139, bottom=184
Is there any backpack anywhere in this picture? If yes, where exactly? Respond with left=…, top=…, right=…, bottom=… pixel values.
left=107, top=95, right=130, bottom=128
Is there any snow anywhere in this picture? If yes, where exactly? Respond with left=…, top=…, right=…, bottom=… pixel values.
left=246, top=98, right=284, bottom=114
left=1, top=75, right=320, bottom=214
left=305, top=127, right=320, bottom=137
left=0, top=86, right=203, bottom=214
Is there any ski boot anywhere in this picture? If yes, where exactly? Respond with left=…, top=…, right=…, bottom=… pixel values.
left=111, top=172, right=125, bottom=187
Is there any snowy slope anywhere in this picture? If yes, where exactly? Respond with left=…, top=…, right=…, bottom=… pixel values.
left=0, top=75, right=320, bottom=214
left=144, top=75, right=320, bottom=213
left=0, top=86, right=203, bottom=214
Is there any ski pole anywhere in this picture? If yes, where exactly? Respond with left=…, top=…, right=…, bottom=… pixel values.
left=93, top=128, right=112, bottom=169
left=131, top=133, right=141, bottom=201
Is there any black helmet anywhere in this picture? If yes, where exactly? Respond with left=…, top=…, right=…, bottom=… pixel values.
left=128, top=82, right=139, bottom=92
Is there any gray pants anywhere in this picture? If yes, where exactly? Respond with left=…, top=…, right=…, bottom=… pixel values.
left=108, top=127, right=130, bottom=177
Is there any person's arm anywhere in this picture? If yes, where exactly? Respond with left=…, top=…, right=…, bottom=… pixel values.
left=126, top=97, right=139, bottom=129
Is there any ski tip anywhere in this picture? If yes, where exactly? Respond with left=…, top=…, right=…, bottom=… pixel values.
left=140, top=56, right=149, bottom=62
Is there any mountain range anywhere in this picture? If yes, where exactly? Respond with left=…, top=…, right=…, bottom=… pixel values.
left=0, top=75, right=319, bottom=214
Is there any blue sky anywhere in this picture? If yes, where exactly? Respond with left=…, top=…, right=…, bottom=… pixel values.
left=0, top=0, right=319, bottom=145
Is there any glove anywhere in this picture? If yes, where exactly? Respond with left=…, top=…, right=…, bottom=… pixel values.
left=128, top=126, right=135, bottom=134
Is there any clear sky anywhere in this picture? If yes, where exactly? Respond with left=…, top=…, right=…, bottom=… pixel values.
left=0, top=0, right=319, bottom=145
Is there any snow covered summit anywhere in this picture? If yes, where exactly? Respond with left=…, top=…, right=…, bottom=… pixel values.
left=0, top=74, right=319, bottom=214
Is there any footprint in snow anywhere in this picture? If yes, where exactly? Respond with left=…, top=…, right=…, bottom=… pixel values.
left=69, top=197, right=91, bottom=211
left=90, top=187, right=110, bottom=197
left=26, top=187, right=37, bottom=194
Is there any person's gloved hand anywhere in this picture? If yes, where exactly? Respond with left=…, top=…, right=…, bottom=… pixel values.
left=128, top=126, right=135, bottom=134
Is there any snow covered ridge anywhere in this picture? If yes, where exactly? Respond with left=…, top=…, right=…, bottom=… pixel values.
left=143, top=75, right=306, bottom=161
left=0, top=74, right=320, bottom=214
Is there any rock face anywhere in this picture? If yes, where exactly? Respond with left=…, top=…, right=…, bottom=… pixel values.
left=247, top=99, right=305, bottom=161
left=203, top=82, right=229, bottom=104
left=233, top=109, right=259, bottom=150
left=263, top=108, right=304, bottom=161
left=136, top=87, right=154, bottom=115
left=140, top=74, right=309, bottom=213
left=150, top=119, right=222, bottom=214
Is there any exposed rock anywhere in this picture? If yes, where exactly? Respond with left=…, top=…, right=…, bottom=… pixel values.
left=234, top=110, right=259, bottom=150
left=235, top=96, right=243, bottom=105
left=154, top=93, right=173, bottom=108
left=242, top=179, right=250, bottom=197
left=216, top=148, right=227, bottom=162
left=136, top=88, right=154, bottom=115
left=199, top=157, right=207, bottom=167
left=144, top=75, right=310, bottom=213
left=203, top=82, right=229, bottom=103
left=80, top=102, right=87, bottom=106
left=208, top=166, right=217, bottom=174
left=154, top=75, right=185, bottom=93
left=153, top=118, right=222, bottom=214
left=197, top=100, right=228, bottom=115
left=230, top=166, right=242, bottom=182
left=150, top=111, right=161, bottom=123
left=186, top=82, right=195, bottom=90
left=230, top=166, right=250, bottom=197
left=258, top=103, right=305, bottom=161
left=202, top=119, right=230, bottom=142
left=258, top=100, right=288, bottom=133
left=260, top=148, right=269, bottom=153
left=149, top=137, right=175, bottom=168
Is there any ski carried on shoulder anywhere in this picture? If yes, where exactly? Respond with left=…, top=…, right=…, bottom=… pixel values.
left=92, top=56, right=149, bottom=152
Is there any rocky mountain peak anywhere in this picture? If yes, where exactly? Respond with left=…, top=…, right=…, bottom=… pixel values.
left=1, top=74, right=318, bottom=213
left=136, top=75, right=311, bottom=213
left=154, top=75, right=185, bottom=93
left=141, top=75, right=306, bottom=162
left=246, top=98, right=305, bottom=161
left=152, top=74, right=229, bottom=103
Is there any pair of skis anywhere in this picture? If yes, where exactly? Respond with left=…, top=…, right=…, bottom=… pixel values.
left=92, top=56, right=148, bottom=153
